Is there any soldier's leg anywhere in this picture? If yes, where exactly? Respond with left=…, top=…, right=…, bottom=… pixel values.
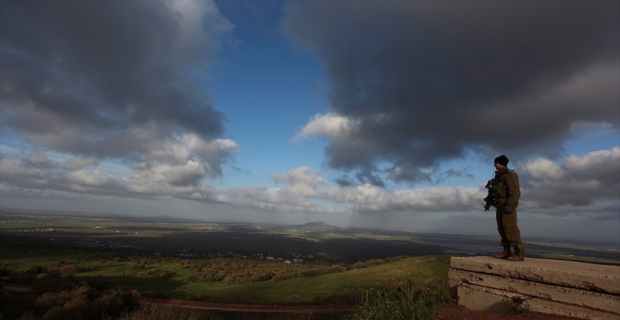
left=503, top=209, right=524, bottom=260
left=493, top=207, right=512, bottom=258
left=496, top=208, right=509, bottom=247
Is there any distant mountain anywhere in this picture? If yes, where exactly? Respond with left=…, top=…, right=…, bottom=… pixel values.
left=303, top=221, right=329, bottom=227
left=291, top=221, right=344, bottom=232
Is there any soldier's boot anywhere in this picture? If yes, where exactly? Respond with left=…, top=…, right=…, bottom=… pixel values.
left=492, top=247, right=511, bottom=259
left=507, top=246, right=525, bottom=261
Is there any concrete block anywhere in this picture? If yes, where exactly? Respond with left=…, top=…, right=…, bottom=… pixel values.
left=523, top=297, right=620, bottom=320
left=449, top=269, right=620, bottom=315
left=456, top=283, right=525, bottom=315
left=458, top=284, right=620, bottom=320
left=451, top=256, right=620, bottom=295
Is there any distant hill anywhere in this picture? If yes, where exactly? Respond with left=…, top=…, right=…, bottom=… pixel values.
left=290, top=221, right=344, bottom=232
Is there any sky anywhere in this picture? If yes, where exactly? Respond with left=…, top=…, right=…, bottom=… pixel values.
left=0, top=0, right=619, bottom=244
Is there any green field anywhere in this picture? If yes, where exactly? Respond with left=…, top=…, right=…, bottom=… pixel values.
left=0, top=238, right=450, bottom=304
left=0, top=211, right=452, bottom=309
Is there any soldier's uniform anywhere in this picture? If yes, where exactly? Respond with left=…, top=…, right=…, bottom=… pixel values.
left=489, top=155, right=525, bottom=261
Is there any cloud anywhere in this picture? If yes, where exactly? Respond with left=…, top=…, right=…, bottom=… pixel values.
left=218, top=167, right=334, bottom=212
left=1, top=147, right=617, bottom=221
left=0, top=158, right=40, bottom=177
left=133, top=133, right=238, bottom=186
left=65, top=156, right=100, bottom=171
left=0, top=0, right=236, bottom=189
left=215, top=148, right=619, bottom=217
left=320, top=185, right=481, bottom=214
left=271, top=166, right=327, bottom=196
left=285, top=1, right=620, bottom=186
left=293, top=113, right=357, bottom=141
left=0, top=154, right=221, bottom=204
left=23, top=151, right=57, bottom=169
left=518, top=147, right=620, bottom=210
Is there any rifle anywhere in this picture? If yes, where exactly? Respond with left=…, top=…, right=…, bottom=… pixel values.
left=483, top=179, right=495, bottom=211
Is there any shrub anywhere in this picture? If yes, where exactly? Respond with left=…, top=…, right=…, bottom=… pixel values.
left=248, top=273, right=273, bottom=283
left=223, top=275, right=240, bottom=284
left=300, top=268, right=323, bottom=277
left=40, top=305, right=83, bottom=320
left=187, top=274, right=205, bottom=282
left=346, top=280, right=447, bottom=320
left=31, top=282, right=140, bottom=320
left=213, top=271, right=227, bottom=281
left=59, top=265, right=77, bottom=275
left=84, top=289, right=140, bottom=319
left=273, top=272, right=296, bottom=281
left=325, top=265, right=346, bottom=274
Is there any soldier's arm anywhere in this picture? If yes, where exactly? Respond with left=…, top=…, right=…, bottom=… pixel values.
left=506, top=171, right=521, bottom=207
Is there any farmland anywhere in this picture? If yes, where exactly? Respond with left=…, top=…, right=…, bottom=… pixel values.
left=1, top=208, right=618, bottom=319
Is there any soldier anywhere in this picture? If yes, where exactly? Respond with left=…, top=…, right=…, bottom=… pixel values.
left=489, top=155, right=525, bottom=261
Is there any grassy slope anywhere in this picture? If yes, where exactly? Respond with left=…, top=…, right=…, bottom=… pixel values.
left=175, top=255, right=451, bottom=304
left=1, top=242, right=451, bottom=305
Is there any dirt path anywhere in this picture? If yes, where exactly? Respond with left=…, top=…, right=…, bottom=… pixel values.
left=141, top=297, right=359, bottom=313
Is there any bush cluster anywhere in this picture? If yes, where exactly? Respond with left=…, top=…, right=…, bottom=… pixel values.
left=137, top=268, right=169, bottom=278
left=13, top=272, right=140, bottom=320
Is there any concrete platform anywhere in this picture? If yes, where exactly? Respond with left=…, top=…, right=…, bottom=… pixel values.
left=449, top=269, right=620, bottom=314
left=458, top=284, right=620, bottom=320
left=450, top=256, right=620, bottom=319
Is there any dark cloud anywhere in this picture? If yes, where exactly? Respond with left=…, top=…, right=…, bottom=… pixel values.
left=335, top=176, right=354, bottom=187
left=284, top=1, right=620, bottom=185
left=0, top=0, right=232, bottom=184
left=355, top=170, right=385, bottom=188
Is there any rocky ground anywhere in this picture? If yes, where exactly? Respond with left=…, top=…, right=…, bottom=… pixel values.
left=434, top=305, right=579, bottom=320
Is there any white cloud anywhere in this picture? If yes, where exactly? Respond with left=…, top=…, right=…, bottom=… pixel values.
left=0, top=159, right=40, bottom=176
left=65, top=170, right=111, bottom=187
left=565, top=147, right=620, bottom=172
left=271, top=166, right=327, bottom=197
left=319, top=184, right=482, bottom=214
left=518, top=147, right=620, bottom=211
left=134, top=133, right=238, bottom=186
left=521, top=158, right=563, bottom=180
left=294, top=113, right=357, bottom=142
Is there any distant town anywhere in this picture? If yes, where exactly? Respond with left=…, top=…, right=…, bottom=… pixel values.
left=1, top=209, right=618, bottom=265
